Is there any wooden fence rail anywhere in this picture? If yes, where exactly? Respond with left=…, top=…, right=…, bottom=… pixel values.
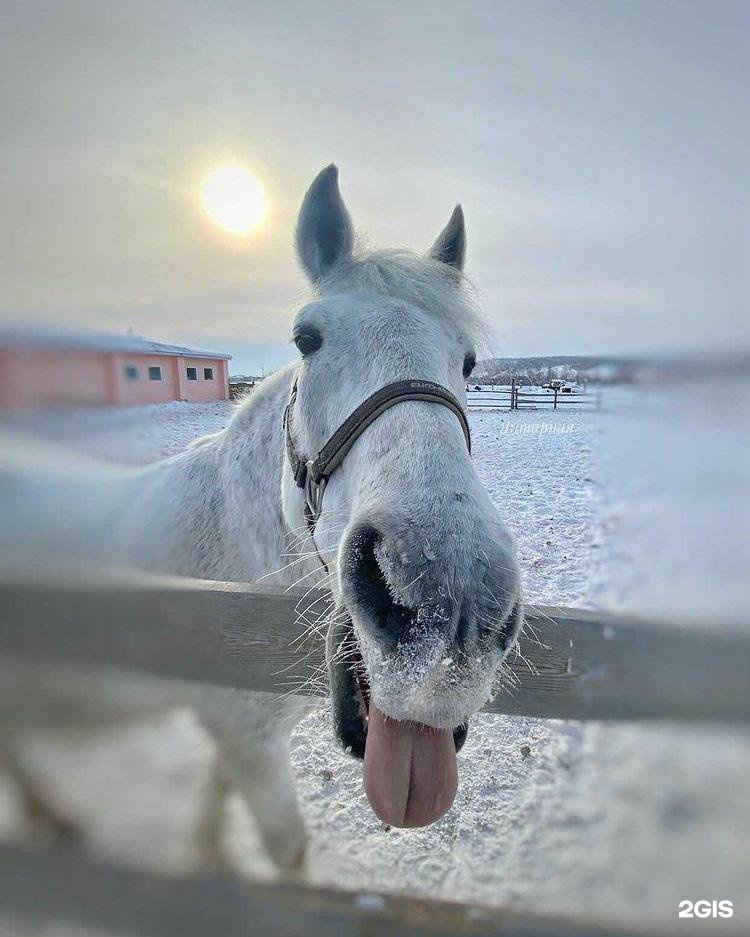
left=1, top=570, right=748, bottom=723
left=466, top=392, right=513, bottom=410
left=0, top=843, right=654, bottom=937
left=466, top=387, right=602, bottom=411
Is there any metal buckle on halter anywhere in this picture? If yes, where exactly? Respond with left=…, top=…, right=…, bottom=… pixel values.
left=304, top=462, right=326, bottom=521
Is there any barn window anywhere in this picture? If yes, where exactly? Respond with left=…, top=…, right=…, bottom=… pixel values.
left=124, top=364, right=138, bottom=381
left=186, top=367, right=198, bottom=381
left=148, top=366, right=162, bottom=381
left=203, top=367, right=214, bottom=380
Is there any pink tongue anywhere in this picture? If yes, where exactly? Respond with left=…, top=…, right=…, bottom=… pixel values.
left=363, top=702, right=458, bottom=828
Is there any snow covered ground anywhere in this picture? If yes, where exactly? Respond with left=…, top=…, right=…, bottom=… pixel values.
left=2, top=381, right=749, bottom=933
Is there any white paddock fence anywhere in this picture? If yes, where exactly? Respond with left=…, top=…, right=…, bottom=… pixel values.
left=1, top=569, right=748, bottom=937
left=467, top=385, right=602, bottom=411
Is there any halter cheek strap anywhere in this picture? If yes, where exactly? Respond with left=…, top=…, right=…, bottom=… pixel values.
left=284, top=378, right=472, bottom=547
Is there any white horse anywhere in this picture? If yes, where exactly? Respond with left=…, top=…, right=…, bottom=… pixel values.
left=0, top=166, right=522, bottom=872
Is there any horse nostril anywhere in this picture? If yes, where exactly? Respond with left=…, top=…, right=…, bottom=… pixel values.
left=347, top=525, right=383, bottom=602
left=344, top=524, right=414, bottom=646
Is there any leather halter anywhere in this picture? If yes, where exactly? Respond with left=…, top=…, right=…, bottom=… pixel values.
left=284, top=378, right=472, bottom=541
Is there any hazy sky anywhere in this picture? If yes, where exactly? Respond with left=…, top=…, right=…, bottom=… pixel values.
left=1, top=1, right=748, bottom=373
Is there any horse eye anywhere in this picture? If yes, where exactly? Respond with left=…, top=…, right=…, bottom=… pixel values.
left=294, top=330, right=322, bottom=356
left=462, top=353, right=476, bottom=379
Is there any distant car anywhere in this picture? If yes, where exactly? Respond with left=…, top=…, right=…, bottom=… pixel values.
left=544, top=379, right=575, bottom=393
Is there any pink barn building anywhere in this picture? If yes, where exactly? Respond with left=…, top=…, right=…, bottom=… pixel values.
left=0, top=328, right=231, bottom=409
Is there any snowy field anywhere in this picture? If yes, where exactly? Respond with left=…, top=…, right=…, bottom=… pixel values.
left=2, top=381, right=749, bottom=934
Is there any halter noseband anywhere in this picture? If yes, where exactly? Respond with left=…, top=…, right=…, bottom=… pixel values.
left=284, top=378, right=472, bottom=541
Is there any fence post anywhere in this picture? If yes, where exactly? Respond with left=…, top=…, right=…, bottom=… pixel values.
left=554, top=388, right=558, bottom=410
left=510, top=378, right=516, bottom=411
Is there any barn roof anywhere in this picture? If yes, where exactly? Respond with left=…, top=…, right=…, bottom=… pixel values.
left=0, top=326, right=231, bottom=360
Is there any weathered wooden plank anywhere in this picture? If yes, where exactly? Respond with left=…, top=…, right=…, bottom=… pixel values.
left=0, top=570, right=748, bottom=722
left=0, top=843, right=658, bottom=937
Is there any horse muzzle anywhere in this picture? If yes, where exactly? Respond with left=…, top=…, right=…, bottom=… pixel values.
left=326, top=612, right=468, bottom=828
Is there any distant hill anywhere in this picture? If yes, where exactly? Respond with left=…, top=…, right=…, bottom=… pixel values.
left=475, top=355, right=634, bottom=385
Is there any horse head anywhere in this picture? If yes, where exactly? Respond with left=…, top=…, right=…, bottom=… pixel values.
left=282, top=166, right=522, bottom=828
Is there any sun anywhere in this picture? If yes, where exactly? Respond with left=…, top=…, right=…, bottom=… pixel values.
left=200, top=163, right=268, bottom=235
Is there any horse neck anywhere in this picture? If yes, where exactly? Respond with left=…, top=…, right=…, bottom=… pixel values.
left=218, top=366, right=317, bottom=585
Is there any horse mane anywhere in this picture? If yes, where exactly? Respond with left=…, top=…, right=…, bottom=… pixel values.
left=315, top=249, right=488, bottom=348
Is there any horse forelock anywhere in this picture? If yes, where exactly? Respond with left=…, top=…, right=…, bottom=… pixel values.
left=313, top=248, right=488, bottom=349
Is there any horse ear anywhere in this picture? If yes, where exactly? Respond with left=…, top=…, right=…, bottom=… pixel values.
left=428, top=205, right=466, bottom=272
left=296, top=164, right=354, bottom=282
